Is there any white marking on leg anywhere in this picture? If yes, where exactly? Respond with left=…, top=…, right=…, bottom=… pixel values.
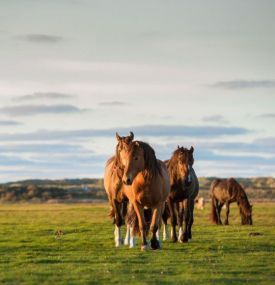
left=170, top=227, right=174, bottom=239
left=124, top=224, right=130, bottom=246
left=178, top=227, right=183, bottom=242
left=156, top=229, right=159, bottom=240
left=163, top=224, right=168, bottom=241
left=129, top=227, right=136, bottom=248
left=114, top=225, right=122, bottom=247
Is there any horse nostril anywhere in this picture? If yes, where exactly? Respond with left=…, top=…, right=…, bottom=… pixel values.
left=126, top=178, right=132, bottom=185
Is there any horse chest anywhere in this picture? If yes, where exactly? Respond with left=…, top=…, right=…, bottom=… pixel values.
left=134, top=185, right=155, bottom=207
left=171, top=185, right=187, bottom=201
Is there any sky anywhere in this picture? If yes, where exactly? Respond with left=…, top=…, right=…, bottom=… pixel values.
left=0, top=0, right=275, bottom=182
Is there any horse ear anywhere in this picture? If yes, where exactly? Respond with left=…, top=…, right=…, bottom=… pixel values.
left=116, top=132, right=121, bottom=141
left=135, top=141, right=140, bottom=147
left=129, top=131, right=134, bottom=141
left=190, top=146, right=194, bottom=153
left=177, top=145, right=180, bottom=149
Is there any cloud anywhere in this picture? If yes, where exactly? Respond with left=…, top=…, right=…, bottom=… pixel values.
left=20, top=34, right=63, bottom=43
left=0, top=120, right=21, bottom=126
left=202, top=115, right=228, bottom=124
left=12, top=92, right=74, bottom=102
left=0, top=124, right=250, bottom=142
left=210, top=80, right=275, bottom=90
left=99, top=101, right=128, bottom=106
left=257, top=113, right=275, bottom=119
left=0, top=143, right=85, bottom=154
left=0, top=104, right=86, bottom=117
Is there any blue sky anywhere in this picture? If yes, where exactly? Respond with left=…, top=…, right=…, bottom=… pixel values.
left=0, top=0, right=275, bottom=182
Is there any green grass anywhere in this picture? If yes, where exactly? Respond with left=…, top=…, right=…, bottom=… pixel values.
left=0, top=203, right=274, bottom=284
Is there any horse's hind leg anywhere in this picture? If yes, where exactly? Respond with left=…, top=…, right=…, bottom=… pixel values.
left=224, top=202, right=230, bottom=225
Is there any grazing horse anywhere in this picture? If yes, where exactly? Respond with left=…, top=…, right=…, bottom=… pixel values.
left=104, top=131, right=134, bottom=247
left=120, top=140, right=170, bottom=250
left=211, top=178, right=253, bottom=225
left=162, top=146, right=199, bottom=243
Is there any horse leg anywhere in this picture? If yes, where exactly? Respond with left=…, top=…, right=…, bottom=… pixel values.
left=181, top=199, right=190, bottom=243
left=187, top=199, right=194, bottom=239
left=167, top=198, right=177, bottom=242
left=124, top=224, right=130, bottom=245
left=113, top=199, right=123, bottom=247
left=150, top=206, right=162, bottom=250
left=162, top=204, right=169, bottom=241
left=132, top=202, right=148, bottom=250
left=217, top=203, right=224, bottom=225
left=224, top=202, right=230, bottom=225
left=177, top=202, right=184, bottom=242
left=215, top=200, right=222, bottom=225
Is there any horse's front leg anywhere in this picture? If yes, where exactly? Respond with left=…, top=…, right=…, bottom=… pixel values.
left=177, top=201, right=184, bottom=242
left=150, top=205, right=163, bottom=250
left=181, top=199, right=190, bottom=243
left=217, top=203, right=224, bottom=225
left=224, top=202, right=230, bottom=225
left=132, top=202, right=148, bottom=250
left=187, top=199, right=194, bottom=239
left=167, top=198, right=177, bottom=242
left=112, top=199, right=123, bottom=247
left=162, top=203, right=169, bottom=241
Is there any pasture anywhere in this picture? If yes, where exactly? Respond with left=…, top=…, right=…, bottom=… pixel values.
left=0, top=203, right=274, bottom=284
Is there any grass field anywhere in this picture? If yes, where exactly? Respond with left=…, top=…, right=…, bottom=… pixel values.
left=0, top=203, right=274, bottom=284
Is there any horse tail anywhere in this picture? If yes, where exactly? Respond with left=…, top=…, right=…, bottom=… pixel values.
left=126, top=206, right=152, bottom=237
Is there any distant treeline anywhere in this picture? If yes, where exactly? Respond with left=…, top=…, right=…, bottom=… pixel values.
left=0, top=177, right=274, bottom=203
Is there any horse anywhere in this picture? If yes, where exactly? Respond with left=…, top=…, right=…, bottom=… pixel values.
left=210, top=178, right=253, bottom=225
left=195, top=197, right=205, bottom=210
left=104, top=131, right=134, bottom=247
left=120, top=140, right=170, bottom=250
left=162, top=146, right=199, bottom=243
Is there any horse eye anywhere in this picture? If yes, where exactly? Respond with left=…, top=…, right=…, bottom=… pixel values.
left=134, top=157, right=138, bottom=161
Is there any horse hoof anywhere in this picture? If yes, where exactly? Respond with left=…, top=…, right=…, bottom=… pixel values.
left=129, top=238, right=136, bottom=248
left=115, top=238, right=123, bottom=247
left=180, top=234, right=188, bottom=243
left=141, top=244, right=149, bottom=251
left=150, top=239, right=161, bottom=250
left=172, top=237, right=177, bottom=243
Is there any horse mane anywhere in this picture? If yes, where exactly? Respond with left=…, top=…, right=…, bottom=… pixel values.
left=130, top=141, right=162, bottom=180
left=167, top=148, right=184, bottom=186
left=230, top=178, right=252, bottom=217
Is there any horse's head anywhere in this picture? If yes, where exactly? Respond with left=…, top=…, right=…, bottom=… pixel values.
left=176, top=146, right=194, bottom=186
left=241, top=204, right=253, bottom=225
left=121, top=141, right=145, bottom=185
left=115, top=131, right=134, bottom=165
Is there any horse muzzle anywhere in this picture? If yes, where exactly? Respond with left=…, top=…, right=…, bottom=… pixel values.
left=123, top=176, right=133, bottom=186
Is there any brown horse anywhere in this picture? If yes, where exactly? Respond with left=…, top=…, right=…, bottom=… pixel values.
left=104, top=132, right=134, bottom=247
left=162, top=146, right=199, bottom=243
left=210, top=178, right=253, bottom=225
left=120, top=140, right=170, bottom=250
